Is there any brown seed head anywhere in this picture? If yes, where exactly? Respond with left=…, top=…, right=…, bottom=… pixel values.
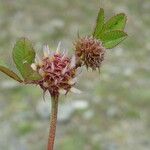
left=75, top=36, right=105, bottom=70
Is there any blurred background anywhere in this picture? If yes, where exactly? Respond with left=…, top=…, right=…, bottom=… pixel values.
left=0, top=0, right=150, bottom=150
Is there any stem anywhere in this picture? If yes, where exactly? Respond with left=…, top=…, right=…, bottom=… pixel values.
left=47, top=96, right=59, bottom=150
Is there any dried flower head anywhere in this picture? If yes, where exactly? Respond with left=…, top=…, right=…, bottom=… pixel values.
left=75, top=36, right=105, bottom=70
left=31, top=42, right=80, bottom=97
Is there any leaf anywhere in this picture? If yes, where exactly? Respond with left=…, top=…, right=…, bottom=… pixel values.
left=99, top=30, right=128, bottom=49
left=12, top=37, right=42, bottom=81
left=23, top=63, right=42, bottom=81
left=93, top=8, right=105, bottom=38
left=103, top=13, right=127, bottom=32
left=0, top=65, right=23, bottom=83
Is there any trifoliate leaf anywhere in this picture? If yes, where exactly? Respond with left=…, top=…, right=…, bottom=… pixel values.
left=12, top=37, right=42, bottom=81
left=0, top=65, right=23, bottom=83
left=99, top=30, right=127, bottom=49
left=103, top=13, right=127, bottom=32
left=93, top=8, right=105, bottom=38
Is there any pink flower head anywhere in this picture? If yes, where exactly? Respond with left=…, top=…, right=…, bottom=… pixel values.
left=31, top=42, right=81, bottom=97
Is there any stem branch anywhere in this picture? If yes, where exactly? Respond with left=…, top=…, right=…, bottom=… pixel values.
left=47, top=96, right=59, bottom=150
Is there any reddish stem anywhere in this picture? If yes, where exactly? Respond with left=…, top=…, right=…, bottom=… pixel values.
left=47, top=96, right=59, bottom=150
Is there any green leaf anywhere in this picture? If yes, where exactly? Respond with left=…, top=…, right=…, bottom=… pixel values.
left=12, top=37, right=42, bottom=81
left=23, top=63, right=42, bottom=81
left=103, top=13, right=127, bottom=32
left=100, top=30, right=127, bottom=49
left=0, top=65, right=23, bottom=83
left=93, top=8, right=105, bottom=38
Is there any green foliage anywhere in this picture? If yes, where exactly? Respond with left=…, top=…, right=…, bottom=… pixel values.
left=0, top=65, right=23, bottom=83
left=103, top=13, right=127, bottom=31
left=93, top=8, right=104, bottom=38
left=93, top=10, right=127, bottom=49
left=23, top=63, right=42, bottom=81
left=99, top=30, right=127, bottom=49
left=12, top=38, right=42, bottom=81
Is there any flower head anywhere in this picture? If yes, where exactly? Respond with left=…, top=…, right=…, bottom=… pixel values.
left=31, top=43, right=80, bottom=97
left=75, top=36, right=105, bottom=70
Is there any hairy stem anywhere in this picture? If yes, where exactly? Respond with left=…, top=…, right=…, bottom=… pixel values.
left=47, top=96, right=59, bottom=150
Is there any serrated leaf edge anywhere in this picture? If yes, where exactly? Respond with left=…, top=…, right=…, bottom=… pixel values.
left=93, top=8, right=105, bottom=37
left=12, top=37, right=36, bottom=79
left=100, top=30, right=128, bottom=49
